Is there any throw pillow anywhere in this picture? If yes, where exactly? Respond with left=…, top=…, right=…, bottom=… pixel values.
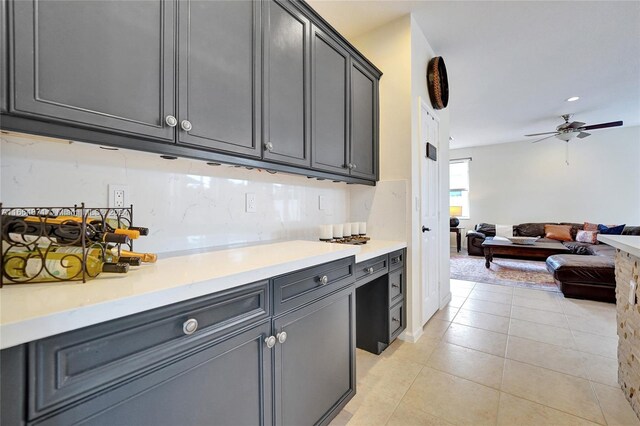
left=598, top=224, right=626, bottom=235
left=545, top=224, right=573, bottom=242
left=584, top=222, right=599, bottom=231
left=576, top=230, right=599, bottom=244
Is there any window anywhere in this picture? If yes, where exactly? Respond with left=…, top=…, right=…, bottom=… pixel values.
left=449, top=159, right=470, bottom=219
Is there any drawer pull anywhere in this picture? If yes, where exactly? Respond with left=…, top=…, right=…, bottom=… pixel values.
left=366, top=267, right=374, bottom=274
left=265, top=335, right=276, bottom=348
left=318, top=275, right=329, bottom=285
left=277, top=331, right=288, bottom=344
left=391, top=257, right=400, bottom=264
left=182, top=318, right=199, bottom=335
left=391, top=283, right=400, bottom=288
left=392, top=317, right=400, bottom=323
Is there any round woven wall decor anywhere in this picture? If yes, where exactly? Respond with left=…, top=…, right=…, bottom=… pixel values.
left=427, top=56, right=449, bottom=110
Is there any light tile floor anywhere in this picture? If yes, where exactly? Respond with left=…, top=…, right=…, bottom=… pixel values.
left=330, top=279, right=640, bottom=426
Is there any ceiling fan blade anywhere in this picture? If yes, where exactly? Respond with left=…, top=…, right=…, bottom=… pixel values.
left=568, top=121, right=586, bottom=129
left=577, top=132, right=590, bottom=139
left=531, top=135, right=557, bottom=143
left=525, top=131, right=559, bottom=137
left=581, top=120, right=623, bottom=131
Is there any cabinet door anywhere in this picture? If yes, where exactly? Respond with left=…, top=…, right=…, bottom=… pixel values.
left=177, top=0, right=261, bottom=157
left=42, top=322, right=273, bottom=426
left=350, top=60, right=379, bottom=180
left=310, top=26, right=349, bottom=175
left=11, top=0, right=175, bottom=140
left=273, top=287, right=355, bottom=426
left=0, top=0, right=7, bottom=112
left=263, top=0, right=311, bottom=167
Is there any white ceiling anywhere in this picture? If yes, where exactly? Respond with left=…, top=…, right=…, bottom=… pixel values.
left=308, top=1, right=640, bottom=149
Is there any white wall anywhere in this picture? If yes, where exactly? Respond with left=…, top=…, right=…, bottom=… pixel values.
left=1, top=133, right=351, bottom=253
left=451, top=125, right=640, bottom=231
left=350, top=15, right=451, bottom=342
left=410, top=17, right=451, bottom=334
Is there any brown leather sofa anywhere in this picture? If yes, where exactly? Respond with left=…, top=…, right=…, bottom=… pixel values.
left=466, top=222, right=640, bottom=303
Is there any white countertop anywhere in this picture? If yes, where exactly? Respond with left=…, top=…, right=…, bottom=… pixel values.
left=598, top=235, right=640, bottom=258
left=0, top=239, right=406, bottom=349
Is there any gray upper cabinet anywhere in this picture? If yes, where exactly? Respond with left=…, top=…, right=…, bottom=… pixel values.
left=0, top=0, right=7, bottom=112
left=177, top=0, right=261, bottom=157
left=350, top=60, right=378, bottom=180
left=310, top=25, right=350, bottom=175
left=10, top=0, right=175, bottom=141
left=3, top=0, right=381, bottom=184
left=263, top=0, right=311, bottom=167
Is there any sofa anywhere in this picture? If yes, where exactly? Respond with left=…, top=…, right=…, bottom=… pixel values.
left=466, top=222, right=640, bottom=303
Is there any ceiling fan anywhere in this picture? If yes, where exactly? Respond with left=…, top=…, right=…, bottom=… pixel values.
left=525, top=114, right=623, bottom=143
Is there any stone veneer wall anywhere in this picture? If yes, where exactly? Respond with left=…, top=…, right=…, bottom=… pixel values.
left=616, top=249, right=640, bottom=419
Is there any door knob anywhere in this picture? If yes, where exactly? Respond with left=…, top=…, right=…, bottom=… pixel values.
left=422, top=226, right=431, bottom=233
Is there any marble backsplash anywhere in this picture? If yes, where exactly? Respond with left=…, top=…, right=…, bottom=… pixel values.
left=1, top=133, right=351, bottom=253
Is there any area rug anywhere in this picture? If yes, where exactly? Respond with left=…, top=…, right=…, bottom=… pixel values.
left=450, top=252, right=560, bottom=292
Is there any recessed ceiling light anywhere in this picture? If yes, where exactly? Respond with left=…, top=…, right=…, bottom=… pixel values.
left=566, top=96, right=580, bottom=102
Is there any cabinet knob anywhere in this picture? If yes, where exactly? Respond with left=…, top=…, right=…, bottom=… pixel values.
left=265, top=142, right=274, bottom=152
left=391, top=257, right=400, bottom=264
left=180, top=120, right=193, bottom=132
left=351, top=163, right=357, bottom=170
left=347, top=163, right=354, bottom=170
left=277, top=331, right=287, bottom=344
left=392, top=317, right=400, bottom=323
left=366, top=266, right=374, bottom=274
left=319, top=275, right=329, bottom=285
left=165, top=115, right=178, bottom=127
left=265, top=335, right=276, bottom=348
left=182, top=318, right=199, bottom=335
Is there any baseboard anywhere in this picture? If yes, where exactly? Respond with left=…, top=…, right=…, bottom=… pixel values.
left=399, top=326, right=423, bottom=343
left=439, top=291, right=452, bottom=309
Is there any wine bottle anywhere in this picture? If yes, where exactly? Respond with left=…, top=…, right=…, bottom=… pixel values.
left=52, top=215, right=149, bottom=236
left=3, top=249, right=129, bottom=282
left=2, top=215, right=131, bottom=245
left=48, top=246, right=142, bottom=266
left=34, top=215, right=143, bottom=240
left=116, top=249, right=158, bottom=263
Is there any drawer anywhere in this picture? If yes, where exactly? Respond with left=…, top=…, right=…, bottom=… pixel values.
left=388, top=302, right=405, bottom=342
left=389, top=268, right=404, bottom=306
left=28, top=281, right=270, bottom=420
left=273, top=256, right=355, bottom=315
left=355, top=254, right=388, bottom=286
left=389, top=249, right=405, bottom=271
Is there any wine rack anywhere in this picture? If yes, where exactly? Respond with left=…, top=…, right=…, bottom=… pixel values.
left=0, top=203, right=134, bottom=286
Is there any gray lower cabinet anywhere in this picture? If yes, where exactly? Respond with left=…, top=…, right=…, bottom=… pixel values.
left=0, top=258, right=357, bottom=425
left=176, top=0, right=261, bottom=157
left=10, top=0, right=175, bottom=141
left=354, top=249, right=406, bottom=354
left=310, top=25, right=350, bottom=175
left=262, top=0, right=311, bottom=167
left=274, top=286, right=355, bottom=426
left=350, top=60, right=379, bottom=180
left=42, top=322, right=273, bottom=426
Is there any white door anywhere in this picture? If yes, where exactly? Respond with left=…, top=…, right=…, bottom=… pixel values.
left=420, top=100, right=440, bottom=325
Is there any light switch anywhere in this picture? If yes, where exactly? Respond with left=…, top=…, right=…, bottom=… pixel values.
left=630, top=280, right=637, bottom=306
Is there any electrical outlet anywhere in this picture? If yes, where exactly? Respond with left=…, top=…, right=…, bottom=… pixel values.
left=108, top=184, right=130, bottom=208
left=245, top=193, right=256, bottom=213
left=318, top=195, right=330, bottom=211
left=630, top=280, right=637, bottom=306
